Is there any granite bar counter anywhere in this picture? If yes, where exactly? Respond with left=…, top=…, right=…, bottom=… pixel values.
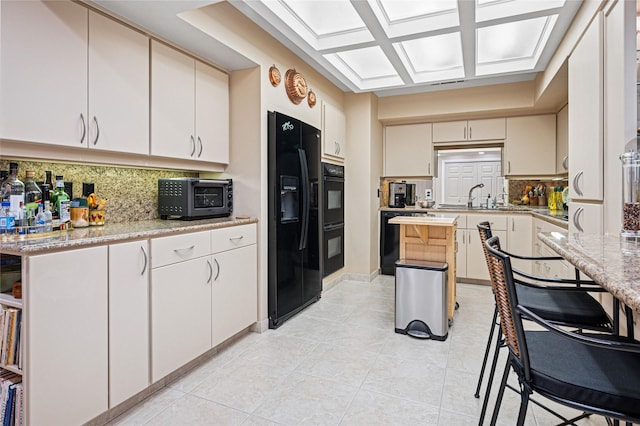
left=380, top=205, right=568, bottom=228
left=538, top=232, right=640, bottom=313
left=0, top=216, right=257, bottom=255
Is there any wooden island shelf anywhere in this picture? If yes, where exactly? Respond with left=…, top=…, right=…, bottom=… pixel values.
left=389, top=214, right=459, bottom=320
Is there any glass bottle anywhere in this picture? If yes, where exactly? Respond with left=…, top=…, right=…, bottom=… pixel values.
left=0, top=201, right=14, bottom=234
left=40, top=185, right=53, bottom=232
left=24, top=170, right=43, bottom=212
left=52, top=175, right=70, bottom=222
left=44, top=170, right=54, bottom=200
left=620, top=151, right=640, bottom=238
left=2, top=163, right=24, bottom=219
left=0, top=170, right=8, bottom=201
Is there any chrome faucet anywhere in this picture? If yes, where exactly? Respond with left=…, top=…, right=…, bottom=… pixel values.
left=467, top=183, right=485, bottom=208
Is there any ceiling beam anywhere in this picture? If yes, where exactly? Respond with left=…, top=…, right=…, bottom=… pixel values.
left=458, top=0, right=476, bottom=81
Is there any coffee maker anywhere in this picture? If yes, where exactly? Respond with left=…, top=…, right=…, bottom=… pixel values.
left=389, top=181, right=415, bottom=208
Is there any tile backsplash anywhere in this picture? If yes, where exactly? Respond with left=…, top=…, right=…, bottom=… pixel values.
left=508, top=179, right=567, bottom=206
left=0, top=159, right=196, bottom=223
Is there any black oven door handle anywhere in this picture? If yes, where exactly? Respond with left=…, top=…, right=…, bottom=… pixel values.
left=298, top=148, right=310, bottom=251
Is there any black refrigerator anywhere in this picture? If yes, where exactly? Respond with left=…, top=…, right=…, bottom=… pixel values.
left=268, top=111, right=322, bottom=328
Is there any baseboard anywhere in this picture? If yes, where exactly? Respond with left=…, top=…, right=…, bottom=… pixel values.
left=251, top=318, right=270, bottom=333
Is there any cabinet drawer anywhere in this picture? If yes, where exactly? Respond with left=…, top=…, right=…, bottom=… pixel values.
left=151, top=231, right=211, bottom=268
left=466, top=214, right=507, bottom=231
left=211, top=224, right=256, bottom=254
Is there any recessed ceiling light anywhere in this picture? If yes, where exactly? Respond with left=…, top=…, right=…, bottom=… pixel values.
left=479, top=151, right=485, bottom=155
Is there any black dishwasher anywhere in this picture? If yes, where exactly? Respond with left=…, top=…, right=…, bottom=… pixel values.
left=380, top=210, right=414, bottom=275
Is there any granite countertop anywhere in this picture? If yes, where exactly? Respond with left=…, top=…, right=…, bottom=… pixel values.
left=380, top=205, right=568, bottom=228
left=538, top=232, right=640, bottom=313
left=389, top=214, right=458, bottom=226
left=0, top=216, right=258, bottom=255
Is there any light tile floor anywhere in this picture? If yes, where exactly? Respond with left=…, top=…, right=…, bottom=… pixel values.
left=109, top=277, right=609, bottom=426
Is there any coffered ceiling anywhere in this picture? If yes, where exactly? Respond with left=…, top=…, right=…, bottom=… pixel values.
left=231, top=0, right=581, bottom=96
left=92, top=0, right=582, bottom=97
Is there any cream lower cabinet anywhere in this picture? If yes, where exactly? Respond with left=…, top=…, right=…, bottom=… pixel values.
left=150, top=247, right=212, bottom=382
left=108, top=240, right=150, bottom=407
left=457, top=214, right=507, bottom=281
left=507, top=215, right=533, bottom=274
left=27, top=246, right=108, bottom=426
left=532, top=218, right=573, bottom=279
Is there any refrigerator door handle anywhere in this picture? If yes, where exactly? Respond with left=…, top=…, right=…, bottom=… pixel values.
left=298, top=148, right=310, bottom=250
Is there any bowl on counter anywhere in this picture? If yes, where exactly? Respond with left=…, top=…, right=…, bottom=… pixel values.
left=418, top=200, right=436, bottom=208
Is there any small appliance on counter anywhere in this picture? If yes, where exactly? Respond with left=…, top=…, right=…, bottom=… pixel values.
left=158, top=178, right=232, bottom=220
left=389, top=181, right=415, bottom=208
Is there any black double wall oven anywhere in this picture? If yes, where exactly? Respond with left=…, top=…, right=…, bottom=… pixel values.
left=322, top=163, right=344, bottom=277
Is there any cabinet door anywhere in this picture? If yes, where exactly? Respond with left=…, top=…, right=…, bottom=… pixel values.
left=151, top=41, right=195, bottom=159
left=108, top=241, right=149, bottom=407
left=384, top=123, right=433, bottom=177
left=569, top=202, right=603, bottom=235
left=456, top=229, right=467, bottom=279
left=322, top=101, right=346, bottom=160
left=151, top=256, right=211, bottom=382
left=467, top=229, right=507, bottom=280
left=211, top=245, right=257, bottom=347
left=432, top=120, right=467, bottom=142
left=569, top=12, right=603, bottom=201
left=195, top=61, right=229, bottom=164
left=467, top=118, right=505, bottom=141
left=1, top=1, right=88, bottom=147
left=504, top=115, right=556, bottom=176
left=556, top=105, right=568, bottom=174
left=88, top=11, right=149, bottom=154
left=508, top=215, right=532, bottom=274
left=27, top=247, right=108, bottom=425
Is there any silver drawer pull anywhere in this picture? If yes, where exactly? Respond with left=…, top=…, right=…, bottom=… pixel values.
left=229, top=236, right=244, bottom=241
left=174, top=245, right=195, bottom=253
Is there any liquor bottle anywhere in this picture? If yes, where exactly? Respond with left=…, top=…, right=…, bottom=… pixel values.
left=44, top=170, right=54, bottom=200
left=24, top=170, right=43, bottom=212
left=52, top=175, right=70, bottom=222
left=0, top=201, right=15, bottom=234
left=2, top=163, right=24, bottom=220
left=40, top=185, right=53, bottom=232
left=0, top=170, right=8, bottom=201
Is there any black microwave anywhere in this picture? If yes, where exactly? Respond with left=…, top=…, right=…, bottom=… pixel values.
left=158, top=178, right=233, bottom=220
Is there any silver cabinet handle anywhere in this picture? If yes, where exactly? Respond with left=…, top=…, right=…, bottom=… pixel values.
left=572, top=170, right=584, bottom=196
left=207, top=259, right=213, bottom=283
left=573, top=207, right=584, bottom=232
left=463, top=126, right=467, bottom=140
left=197, top=136, right=203, bottom=157
left=229, top=235, right=244, bottom=241
left=507, top=161, right=511, bottom=174
left=512, top=218, right=514, bottom=232
left=562, top=155, right=568, bottom=171
left=141, top=246, right=148, bottom=276
left=428, top=162, right=431, bottom=175
left=190, top=135, right=196, bottom=157
left=173, top=245, right=195, bottom=254
left=92, top=116, right=100, bottom=145
left=469, top=126, right=472, bottom=139
left=80, top=113, right=86, bottom=144
left=214, top=258, right=220, bottom=281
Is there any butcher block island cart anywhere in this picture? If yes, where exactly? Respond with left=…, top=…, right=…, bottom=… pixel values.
left=388, top=214, right=458, bottom=321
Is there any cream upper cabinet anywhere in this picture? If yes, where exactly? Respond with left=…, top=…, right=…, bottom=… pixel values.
left=151, top=41, right=229, bottom=164
left=88, top=11, right=149, bottom=154
left=384, top=123, right=433, bottom=177
left=432, top=118, right=505, bottom=143
left=556, top=105, right=568, bottom=174
left=0, top=3, right=149, bottom=154
left=322, top=101, right=346, bottom=160
left=504, top=115, right=556, bottom=176
left=0, top=1, right=88, bottom=147
left=195, top=61, right=229, bottom=164
left=568, top=12, right=603, bottom=201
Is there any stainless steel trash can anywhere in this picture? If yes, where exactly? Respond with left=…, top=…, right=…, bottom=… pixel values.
left=395, top=259, right=448, bottom=341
